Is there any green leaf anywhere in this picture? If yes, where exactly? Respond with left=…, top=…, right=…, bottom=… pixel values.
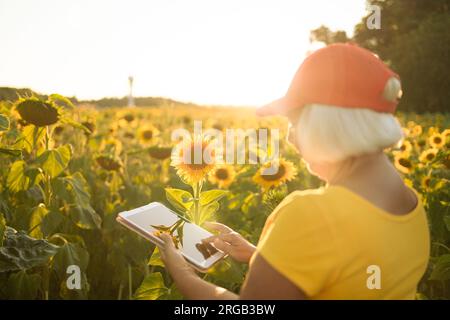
left=29, top=203, right=49, bottom=239
left=51, top=242, right=90, bottom=299
left=444, top=215, right=450, bottom=232
left=52, top=172, right=102, bottom=229
left=165, top=188, right=193, bottom=213
left=199, top=201, right=220, bottom=226
left=52, top=242, right=89, bottom=275
left=429, top=254, right=450, bottom=281
left=40, top=211, right=65, bottom=236
left=0, top=227, right=59, bottom=272
left=0, top=213, right=5, bottom=246
left=7, top=161, right=44, bottom=193
left=134, top=272, right=168, bottom=300
left=7, top=160, right=28, bottom=193
left=69, top=205, right=102, bottom=230
left=15, top=125, right=45, bottom=154
left=59, top=117, right=91, bottom=133
left=176, top=222, right=184, bottom=247
left=48, top=94, right=74, bottom=110
left=200, top=189, right=228, bottom=206
left=148, top=247, right=164, bottom=267
left=37, top=144, right=72, bottom=178
left=0, top=113, right=10, bottom=131
left=207, top=258, right=244, bottom=284
left=0, top=148, right=22, bottom=157
left=6, top=270, right=41, bottom=300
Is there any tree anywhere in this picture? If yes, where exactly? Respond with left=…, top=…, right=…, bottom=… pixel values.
left=310, top=0, right=450, bottom=112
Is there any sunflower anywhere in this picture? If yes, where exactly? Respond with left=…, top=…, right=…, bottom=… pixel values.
left=421, top=176, right=432, bottom=190
left=209, top=165, right=236, bottom=188
left=394, top=140, right=412, bottom=155
left=81, top=121, right=96, bottom=136
left=148, top=145, right=173, bottom=160
left=410, top=125, right=423, bottom=137
left=428, top=133, right=445, bottom=149
left=171, top=135, right=217, bottom=184
left=15, top=98, right=59, bottom=127
left=394, top=153, right=413, bottom=174
left=96, top=155, right=122, bottom=171
left=442, top=129, right=450, bottom=138
left=253, top=158, right=297, bottom=189
left=118, top=111, right=139, bottom=128
left=419, top=148, right=438, bottom=164
left=138, top=125, right=159, bottom=145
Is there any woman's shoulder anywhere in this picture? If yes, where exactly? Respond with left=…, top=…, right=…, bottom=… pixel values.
left=276, top=186, right=342, bottom=210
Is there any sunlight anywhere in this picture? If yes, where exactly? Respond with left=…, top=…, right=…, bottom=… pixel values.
left=0, top=0, right=367, bottom=105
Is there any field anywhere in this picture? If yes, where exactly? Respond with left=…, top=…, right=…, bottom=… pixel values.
left=0, top=96, right=449, bottom=300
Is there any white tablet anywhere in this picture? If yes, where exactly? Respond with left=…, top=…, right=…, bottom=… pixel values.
left=116, top=202, right=226, bottom=272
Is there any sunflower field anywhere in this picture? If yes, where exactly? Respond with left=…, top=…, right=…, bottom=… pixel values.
left=0, top=95, right=449, bottom=300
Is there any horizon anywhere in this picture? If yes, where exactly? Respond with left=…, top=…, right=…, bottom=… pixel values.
left=0, top=0, right=367, bottom=107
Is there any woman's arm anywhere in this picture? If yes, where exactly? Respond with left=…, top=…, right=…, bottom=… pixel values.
left=158, top=233, right=306, bottom=300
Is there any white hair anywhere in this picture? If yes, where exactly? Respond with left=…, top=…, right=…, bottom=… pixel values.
left=295, top=101, right=403, bottom=164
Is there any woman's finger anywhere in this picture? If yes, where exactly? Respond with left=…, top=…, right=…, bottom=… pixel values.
left=204, top=221, right=233, bottom=234
left=202, top=233, right=238, bottom=245
left=212, top=238, right=235, bottom=255
left=159, top=233, right=175, bottom=249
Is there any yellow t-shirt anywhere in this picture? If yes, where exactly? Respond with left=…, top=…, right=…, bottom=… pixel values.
left=254, top=186, right=430, bottom=300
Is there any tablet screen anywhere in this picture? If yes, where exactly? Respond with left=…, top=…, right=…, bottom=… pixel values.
left=118, top=203, right=224, bottom=269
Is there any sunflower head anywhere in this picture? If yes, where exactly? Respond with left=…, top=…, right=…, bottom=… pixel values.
left=171, top=135, right=217, bottom=184
left=421, top=176, right=432, bottom=190
left=81, top=121, right=96, bottom=136
left=15, top=98, right=59, bottom=127
left=123, top=113, right=135, bottom=123
left=429, top=133, right=445, bottom=149
left=53, top=125, right=64, bottom=136
left=138, top=125, right=158, bottom=144
left=398, top=140, right=413, bottom=154
left=419, top=148, right=438, bottom=164
left=253, top=158, right=297, bottom=190
left=149, top=145, right=173, bottom=160
left=411, top=125, right=423, bottom=137
left=394, top=154, right=413, bottom=174
left=96, top=155, right=122, bottom=171
left=209, top=165, right=236, bottom=188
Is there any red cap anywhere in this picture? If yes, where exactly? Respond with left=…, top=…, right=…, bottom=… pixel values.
left=257, top=43, right=400, bottom=116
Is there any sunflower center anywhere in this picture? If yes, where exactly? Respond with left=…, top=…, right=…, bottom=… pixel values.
left=124, top=114, right=134, bottom=122
left=427, top=153, right=435, bottom=161
left=180, top=143, right=214, bottom=170
left=261, top=164, right=286, bottom=181
left=399, top=158, right=412, bottom=168
left=216, top=168, right=229, bottom=180
left=434, top=137, right=442, bottom=144
left=142, top=130, right=153, bottom=140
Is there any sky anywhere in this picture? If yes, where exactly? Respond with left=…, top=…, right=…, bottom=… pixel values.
left=0, top=0, right=368, bottom=106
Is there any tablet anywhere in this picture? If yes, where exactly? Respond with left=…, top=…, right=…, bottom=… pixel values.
left=116, top=202, right=226, bottom=272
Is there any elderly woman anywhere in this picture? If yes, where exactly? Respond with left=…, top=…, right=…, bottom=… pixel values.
left=157, top=43, right=430, bottom=300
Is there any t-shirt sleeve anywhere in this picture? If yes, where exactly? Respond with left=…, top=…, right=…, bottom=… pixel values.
left=256, top=193, right=339, bottom=297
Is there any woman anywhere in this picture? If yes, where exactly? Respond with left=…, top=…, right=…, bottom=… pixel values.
left=157, top=43, right=430, bottom=299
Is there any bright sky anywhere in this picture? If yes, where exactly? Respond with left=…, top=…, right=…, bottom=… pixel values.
left=0, top=0, right=367, bottom=106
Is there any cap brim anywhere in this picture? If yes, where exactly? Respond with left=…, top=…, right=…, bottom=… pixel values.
left=256, top=96, right=296, bottom=117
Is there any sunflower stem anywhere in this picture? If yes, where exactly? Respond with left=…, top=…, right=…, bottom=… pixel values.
left=193, top=181, right=202, bottom=224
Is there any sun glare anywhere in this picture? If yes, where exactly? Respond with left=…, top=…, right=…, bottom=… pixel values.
left=0, top=0, right=366, bottom=106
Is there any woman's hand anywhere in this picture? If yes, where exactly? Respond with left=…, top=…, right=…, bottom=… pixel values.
left=157, top=232, right=196, bottom=280
left=202, top=222, right=256, bottom=263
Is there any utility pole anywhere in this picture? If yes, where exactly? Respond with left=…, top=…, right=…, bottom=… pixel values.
left=128, top=76, right=135, bottom=107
